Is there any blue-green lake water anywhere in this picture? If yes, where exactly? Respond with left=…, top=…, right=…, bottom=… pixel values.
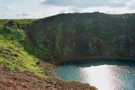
left=55, top=60, right=135, bottom=90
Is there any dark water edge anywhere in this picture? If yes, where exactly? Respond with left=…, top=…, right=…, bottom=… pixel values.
left=55, top=60, right=135, bottom=90
left=57, top=59, right=135, bottom=66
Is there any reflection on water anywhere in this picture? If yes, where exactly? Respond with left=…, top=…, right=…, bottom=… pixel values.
left=55, top=61, right=135, bottom=90
left=79, top=65, right=123, bottom=90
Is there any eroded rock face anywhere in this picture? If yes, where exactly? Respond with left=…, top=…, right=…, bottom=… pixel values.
left=27, top=13, right=135, bottom=63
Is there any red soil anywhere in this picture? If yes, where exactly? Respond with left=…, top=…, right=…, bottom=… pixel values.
left=0, top=67, right=98, bottom=90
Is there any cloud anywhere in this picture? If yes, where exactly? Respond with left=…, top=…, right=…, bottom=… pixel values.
left=43, top=0, right=126, bottom=8
left=39, top=0, right=46, bottom=3
left=126, top=0, right=135, bottom=9
left=0, top=0, right=135, bottom=19
left=111, top=0, right=123, bottom=3
left=80, top=6, right=135, bottom=14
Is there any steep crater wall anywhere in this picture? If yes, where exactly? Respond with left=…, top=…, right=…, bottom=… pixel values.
left=26, top=13, right=135, bottom=63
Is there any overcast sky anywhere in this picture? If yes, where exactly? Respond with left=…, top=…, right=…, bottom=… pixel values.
left=0, top=0, right=135, bottom=19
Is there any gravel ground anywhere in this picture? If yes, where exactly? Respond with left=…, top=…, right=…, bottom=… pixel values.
left=0, top=67, right=98, bottom=90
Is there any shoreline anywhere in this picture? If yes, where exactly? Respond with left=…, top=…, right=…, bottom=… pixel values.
left=55, top=57, right=135, bottom=65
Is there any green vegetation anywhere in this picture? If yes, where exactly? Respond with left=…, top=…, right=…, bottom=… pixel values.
left=29, top=12, right=135, bottom=61
left=1, top=12, right=135, bottom=73
left=56, top=23, right=63, bottom=53
left=0, top=19, right=44, bottom=77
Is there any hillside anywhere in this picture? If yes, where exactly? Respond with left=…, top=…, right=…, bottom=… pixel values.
left=1, top=12, right=135, bottom=90
left=0, top=17, right=98, bottom=89
left=0, top=19, right=44, bottom=75
left=26, top=12, right=135, bottom=63
left=1, top=13, right=135, bottom=64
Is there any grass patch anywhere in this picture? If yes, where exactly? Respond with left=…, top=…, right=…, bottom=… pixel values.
left=0, top=19, right=46, bottom=77
left=0, top=40, right=43, bottom=75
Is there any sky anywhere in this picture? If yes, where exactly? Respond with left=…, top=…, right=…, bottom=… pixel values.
left=0, top=0, right=135, bottom=19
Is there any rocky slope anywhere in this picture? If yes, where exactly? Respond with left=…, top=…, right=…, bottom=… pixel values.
left=0, top=67, right=97, bottom=90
